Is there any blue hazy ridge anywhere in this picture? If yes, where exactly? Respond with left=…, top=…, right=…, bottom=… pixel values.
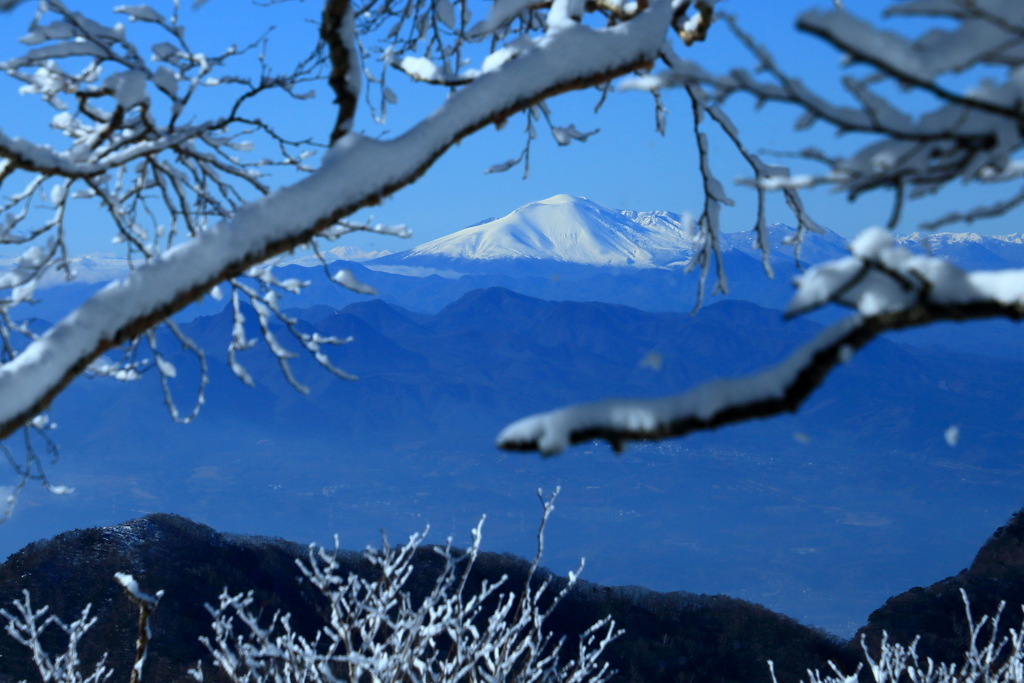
left=5, top=287, right=1024, bottom=638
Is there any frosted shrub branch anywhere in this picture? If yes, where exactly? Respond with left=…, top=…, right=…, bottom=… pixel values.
left=0, top=418, right=71, bottom=524
left=194, top=487, right=622, bottom=683
left=195, top=488, right=616, bottom=683
left=1, top=591, right=111, bottom=683
left=2, top=494, right=617, bottom=683
left=770, top=590, right=1024, bottom=683
left=1, top=572, right=162, bottom=683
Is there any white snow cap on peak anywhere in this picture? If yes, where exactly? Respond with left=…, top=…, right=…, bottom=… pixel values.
left=405, top=194, right=700, bottom=268
left=396, top=195, right=856, bottom=269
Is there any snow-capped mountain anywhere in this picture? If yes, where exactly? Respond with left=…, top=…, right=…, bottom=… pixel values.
left=367, top=195, right=852, bottom=277
left=380, top=194, right=698, bottom=271
left=0, top=252, right=130, bottom=286
left=894, top=232, right=1024, bottom=270
left=720, top=222, right=849, bottom=265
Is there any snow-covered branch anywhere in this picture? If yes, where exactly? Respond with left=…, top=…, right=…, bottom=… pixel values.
left=115, top=573, right=163, bottom=683
left=0, top=0, right=681, bottom=442
left=624, top=1, right=1024, bottom=232
left=497, top=227, right=1024, bottom=455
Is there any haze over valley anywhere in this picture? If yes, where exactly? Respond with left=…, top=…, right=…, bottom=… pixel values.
left=6, top=195, right=1024, bottom=638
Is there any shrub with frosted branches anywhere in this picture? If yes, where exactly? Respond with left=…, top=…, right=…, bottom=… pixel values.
left=770, top=589, right=1024, bottom=683
left=2, top=489, right=622, bottom=683
left=194, top=489, right=620, bottom=683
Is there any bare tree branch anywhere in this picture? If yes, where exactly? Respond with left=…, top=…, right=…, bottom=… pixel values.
left=624, top=4, right=1024, bottom=234
left=0, top=1, right=673, bottom=442
left=497, top=229, right=1024, bottom=455
left=321, top=0, right=361, bottom=142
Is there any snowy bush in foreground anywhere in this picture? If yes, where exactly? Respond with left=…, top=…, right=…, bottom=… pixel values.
left=771, top=589, right=1024, bottom=683
left=2, top=489, right=622, bottom=683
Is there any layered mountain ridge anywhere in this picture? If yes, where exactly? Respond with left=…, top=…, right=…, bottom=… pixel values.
left=367, top=194, right=1024, bottom=276
left=10, top=288, right=1024, bottom=636
left=368, top=194, right=854, bottom=276
left=22, top=194, right=1024, bottom=326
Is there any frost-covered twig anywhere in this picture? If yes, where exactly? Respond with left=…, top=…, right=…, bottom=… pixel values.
left=770, top=589, right=1024, bottom=683
left=623, top=48, right=823, bottom=285
left=229, top=274, right=358, bottom=393
left=195, top=488, right=622, bottom=683
left=683, top=82, right=732, bottom=308
left=0, top=418, right=72, bottom=523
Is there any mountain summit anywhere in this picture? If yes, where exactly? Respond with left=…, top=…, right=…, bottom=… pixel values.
left=367, top=195, right=856, bottom=277
left=376, top=195, right=697, bottom=272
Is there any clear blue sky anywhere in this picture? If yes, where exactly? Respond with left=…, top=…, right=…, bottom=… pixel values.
left=0, top=0, right=1019, bottom=258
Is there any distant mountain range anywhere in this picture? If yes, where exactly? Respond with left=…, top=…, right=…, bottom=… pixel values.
left=5, top=288, right=1024, bottom=636
left=6, top=196, right=1024, bottom=638
left=20, top=195, right=1024, bottom=324
left=363, top=195, right=1024, bottom=276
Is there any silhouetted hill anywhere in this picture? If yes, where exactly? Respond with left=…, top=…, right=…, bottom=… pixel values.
left=0, top=514, right=851, bottom=683
left=10, top=506, right=1024, bottom=683
left=856, top=508, right=1024, bottom=665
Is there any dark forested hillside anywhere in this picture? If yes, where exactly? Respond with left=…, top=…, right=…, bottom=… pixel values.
left=0, top=514, right=850, bottom=683
left=6, top=505, right=1024, bottom=683
left=856, top=507, right=1024, bottom=665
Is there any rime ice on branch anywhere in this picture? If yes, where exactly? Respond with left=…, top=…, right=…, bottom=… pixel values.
left=498, top=1, right=1024, bottom=456
left=0, top=0, right=717, bottom=466
left=3, top=490, right=622, bottom=683
left=498, top=228, right=1024, bottom=455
